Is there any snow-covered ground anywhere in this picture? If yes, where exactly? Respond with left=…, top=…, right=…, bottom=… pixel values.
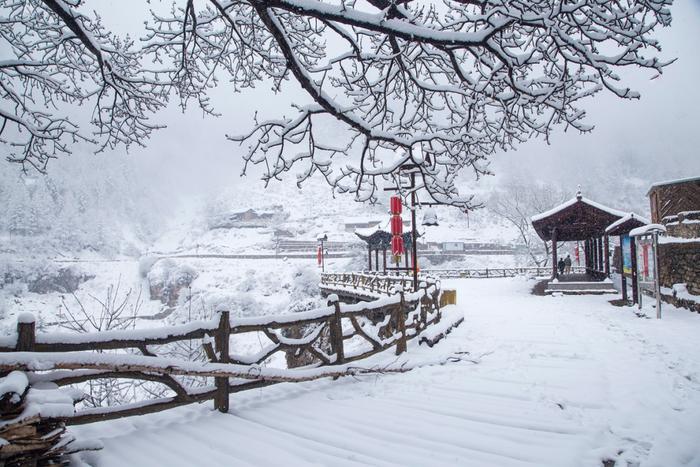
left=73, top=278, right=700, bottom=467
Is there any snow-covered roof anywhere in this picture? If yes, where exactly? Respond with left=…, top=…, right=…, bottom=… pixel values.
left=531, top=196, right=626, bottom=223
left=647, top=175, right=700, bottom=195
left=605, top=212, right=650, bottom=233
left=629, top=224, right=667, bottom=237
left=354, top=226, right=383, bottom=237
left=344, top=217, right=382, bottom=225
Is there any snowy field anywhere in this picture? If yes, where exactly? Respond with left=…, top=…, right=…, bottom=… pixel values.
left=73, top=278, right=700, bottom=467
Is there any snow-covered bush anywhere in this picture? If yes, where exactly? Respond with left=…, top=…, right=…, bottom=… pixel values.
left=138, top=255, right=160, bottom=279
left=290, top=264, right=320, bottom=302
left=147, top=259, right=198, bottom=306
left=0, top=261, right=93, bottom=295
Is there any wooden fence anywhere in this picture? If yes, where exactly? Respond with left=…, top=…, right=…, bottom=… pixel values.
left=423, top=266, right=587, bottom=279
left=0, top=274, right=447, bottom=427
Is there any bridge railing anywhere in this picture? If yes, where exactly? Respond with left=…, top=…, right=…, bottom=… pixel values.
left=0, top=274, right=452, bottom=430
left=319, top=271, right=437, bottom=297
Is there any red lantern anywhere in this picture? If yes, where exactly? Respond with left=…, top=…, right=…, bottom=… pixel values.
left=390, top=215, right=403, bottom=235
left=390, top=196, right=402, bottom=215
left=391, top=236, right=404, bottom=256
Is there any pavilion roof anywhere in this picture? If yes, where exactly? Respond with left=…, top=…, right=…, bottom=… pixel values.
left=531, top=195, right=626, bottom=242
left=605, top=212, right=650, bottom=236
left=354, top=228, right=416, bottom=250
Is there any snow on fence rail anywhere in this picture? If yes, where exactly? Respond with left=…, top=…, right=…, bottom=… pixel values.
left=423, top=266, right=586, bottom=279
left=0, top=274, right=456, bottom=437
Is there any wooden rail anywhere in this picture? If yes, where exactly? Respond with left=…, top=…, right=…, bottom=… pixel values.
left=0, top=274, right=447, bottom=425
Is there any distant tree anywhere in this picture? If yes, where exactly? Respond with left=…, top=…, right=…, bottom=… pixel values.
left=1, top=0, right=674, bottom=208
left=489, top=180, right=567, bottom=267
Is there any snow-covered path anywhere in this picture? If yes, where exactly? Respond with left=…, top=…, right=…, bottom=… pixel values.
left=75, top=278, right=700, bottom=467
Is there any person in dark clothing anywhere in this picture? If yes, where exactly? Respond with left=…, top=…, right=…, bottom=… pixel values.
left=564, top=254, right=572, bottom=274
left=558, top=258, right=565, bottom=276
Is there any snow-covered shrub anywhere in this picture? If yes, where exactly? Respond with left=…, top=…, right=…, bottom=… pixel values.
left=58, top=281, right=146, bottom=408
left=236, top=269, right=258, bottom=293
left=343, top=253, right=369, bottom=272
left=290, top=264, right=320, bottom=301
left=0, top=296, right=7, bottom=320
left=0, top=261, right=92, bottom=294
left=147, top=259, right=198, bottom=306
left=3, top=281, right=27, bottom=297
left=138, top=255, right=159, bottom=279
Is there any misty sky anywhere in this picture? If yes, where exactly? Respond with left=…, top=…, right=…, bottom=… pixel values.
left=6, top=1, right=700, bottom=208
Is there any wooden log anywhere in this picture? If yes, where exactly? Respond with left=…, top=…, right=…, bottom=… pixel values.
left=395, top=291, right=407, bottom=355
left=328, top=297, right=344, bottom=364
left=65, top=390, right=216, bottom=425
left=16, top=315, right=35, bottom=352
left=349, top=316, right=381, bottom=351
left=214, top=311, right=230, bottom=413
left=33, top=327, right=211, bottom=353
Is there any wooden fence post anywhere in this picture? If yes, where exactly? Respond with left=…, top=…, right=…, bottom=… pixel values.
left=214, top=311, right=230, bottom=413
left=17, top=313, right=36, bottom=351
left=328, top=296, right=344, bottom=364
left=395, top=290, right=407, bottom=355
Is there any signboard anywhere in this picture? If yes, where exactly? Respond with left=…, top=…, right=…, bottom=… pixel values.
left=636, top=236, right=655, bottom=294
left=621, top=235, right=632, bottom=275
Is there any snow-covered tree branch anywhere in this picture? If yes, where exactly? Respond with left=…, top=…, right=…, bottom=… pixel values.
left=1, top=0, right=674, bottom=207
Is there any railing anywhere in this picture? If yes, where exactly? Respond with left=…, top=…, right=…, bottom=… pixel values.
left=0, top=275, right=448, bottom=427
left=320, top=272, right=428, bottom=297
left=424, top=266, right=586, bottom=279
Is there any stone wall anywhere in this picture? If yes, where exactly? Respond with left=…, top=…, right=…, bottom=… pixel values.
left=661, top=293, right=700, bottom=314
left=664, top=211, right=700, bottom=239
left=658, top=241, right=700, bottom=295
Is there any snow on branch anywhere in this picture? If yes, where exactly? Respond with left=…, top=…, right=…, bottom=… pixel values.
left=1, top=0, right=674, bottom=206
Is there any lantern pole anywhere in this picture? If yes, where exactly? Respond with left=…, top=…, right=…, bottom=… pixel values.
left=410, top=172, right=418, bottom=292
left=653, top=230, right=661, bottom=319
left=317, top=233, right=328, bottom=273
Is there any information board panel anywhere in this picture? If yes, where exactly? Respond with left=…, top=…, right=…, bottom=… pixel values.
left=622, top=235, right=632, bottom=275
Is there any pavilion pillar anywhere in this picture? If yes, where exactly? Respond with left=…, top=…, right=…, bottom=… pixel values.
left=551, top=228, right=558, bottom=279
left=619, top=235, right=628, bottom=302
left=368, top=246, right=372, bottom=271
left=591, top=238, right=596, bottom=272
left=603, top=235, right=610, bottom=277
left=630, top=236, right=639, bottom=305
left=383, top=248, right=387, bottom=273
left=375, top=249, right=379, bottom=272
left=597, top=236, right=604, bottom=275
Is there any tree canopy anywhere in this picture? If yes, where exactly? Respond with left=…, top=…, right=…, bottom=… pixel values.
left=0, top=0, right=674, bottom=208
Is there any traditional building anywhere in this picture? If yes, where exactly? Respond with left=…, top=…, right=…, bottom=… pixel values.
left=647, top=176, right=700, bottom=225
left=647, top=176, right=700, bottom=310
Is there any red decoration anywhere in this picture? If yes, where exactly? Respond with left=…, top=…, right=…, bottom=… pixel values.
left=392, top=236, right=404, bottom=256
left=390, top=196, right=402, bottom=215
left=390, top=216, right=403, bottom=235
left=317, top=246, right=322, bottom=266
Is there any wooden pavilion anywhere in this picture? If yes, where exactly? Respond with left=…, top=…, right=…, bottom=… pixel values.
left=355, top=228, right=416, bottom=272
left=531, top=192, right=626, bottom=287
